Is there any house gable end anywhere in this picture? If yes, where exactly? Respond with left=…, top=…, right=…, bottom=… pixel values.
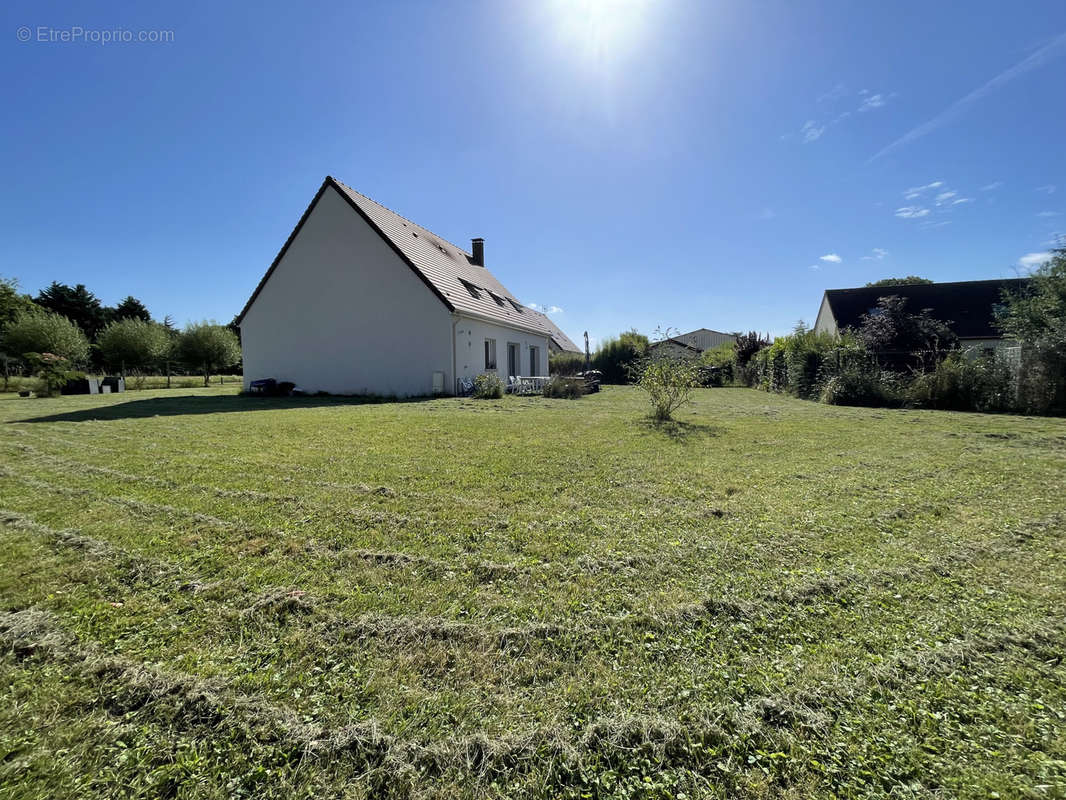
left=236, top=177, right=455, bottom=326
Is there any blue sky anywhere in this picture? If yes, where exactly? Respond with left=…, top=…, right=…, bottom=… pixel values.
left=2, top=1, right=1064, bottom=346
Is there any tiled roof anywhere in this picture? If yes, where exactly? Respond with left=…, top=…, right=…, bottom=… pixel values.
left=237, top=177, right=580, bottom=352
left=333, top=179, right=581, bottom=352
left=823, top=278, right=1031, bottom=339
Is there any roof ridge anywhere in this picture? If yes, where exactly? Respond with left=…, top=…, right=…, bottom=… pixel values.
left=826, top=277, right=1029, bottom=292
left=330, top=177, right=473, bottom=260
left=679, top=327, right=733, bottom=337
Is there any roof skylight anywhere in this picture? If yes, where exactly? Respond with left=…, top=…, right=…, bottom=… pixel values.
left=459, top=279, right=482, bottom=299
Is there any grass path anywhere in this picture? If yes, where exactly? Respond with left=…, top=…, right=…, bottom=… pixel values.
left=1, top=386, right=1064, bottom=798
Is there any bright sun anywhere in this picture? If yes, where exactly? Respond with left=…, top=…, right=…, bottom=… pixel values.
left=548, top=0, right=655, bottom=67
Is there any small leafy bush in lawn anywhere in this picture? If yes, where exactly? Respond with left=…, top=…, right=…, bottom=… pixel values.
left=633, top=352, right=703, bottom=420
left=542, top=376, right=584, bottom=399
left=472, top=372, right=504, bottom=399
left=25, top=352, right=75, bottom=397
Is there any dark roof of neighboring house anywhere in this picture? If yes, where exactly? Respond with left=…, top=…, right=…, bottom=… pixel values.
left=238, top=176, right=582, bottom=353
left=677, top=327, right=735, bottom=338
left=822, top=278, right=1032, bottom=339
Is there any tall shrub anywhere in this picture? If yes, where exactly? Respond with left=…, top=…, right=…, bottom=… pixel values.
left=549, top=351, right=585, bottom=376
left=592, top=330, right=648, bottom=384
left=733, top=331, right=771, bottom=386
left=700, top=342, right=736, bottom=386
left=996, top=246, right=1066, bottom=413
left=906, top=352, right=1014, bottom=413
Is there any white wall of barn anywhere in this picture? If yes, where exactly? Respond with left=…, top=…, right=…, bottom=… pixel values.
left=454, top=315, right=551, bottom=388
left=240, top=185, right=454, bottom=397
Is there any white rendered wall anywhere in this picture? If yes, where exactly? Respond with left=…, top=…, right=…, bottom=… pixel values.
left=813, top=295, right=837, bottom=336
left=241, top=186, right=453, bottom=396
left=454, top=315, right=551, bottom=387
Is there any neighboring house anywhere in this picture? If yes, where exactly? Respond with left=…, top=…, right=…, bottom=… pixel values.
left=237, top=176, right=580, bottom=396
left=813, top=278, right=1031, bottom=352
left=649, top=328, right=737, bottom=358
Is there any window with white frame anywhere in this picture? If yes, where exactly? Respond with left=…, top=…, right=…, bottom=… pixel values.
left=484, top=338, right=497, bottom=370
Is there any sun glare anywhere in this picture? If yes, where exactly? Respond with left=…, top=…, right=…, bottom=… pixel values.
left=548, top=0, right=655, bottom=67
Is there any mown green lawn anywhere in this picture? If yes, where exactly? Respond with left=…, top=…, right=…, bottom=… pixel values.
left=1, top=385, right=1064, bottom=799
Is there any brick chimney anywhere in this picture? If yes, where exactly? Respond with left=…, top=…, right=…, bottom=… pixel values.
left=471, top=237, right=484, bottom=267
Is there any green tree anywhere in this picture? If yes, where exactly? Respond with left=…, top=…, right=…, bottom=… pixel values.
left=853, top=295, right=957, bottom=354
left=227, top=314, right=242, bottom=346
left=34, top=282, right=109, bottom=340
left=2, top=309, right=91, bottom=365
left=176, top=322, right=241, bottom=386
left=734, top=331, right=770, bottom=367
left=0, top=276, right=35, bottom=332
left=996, top=246, right=1066, bottom=411
left=97, top=318, right=171, bottom=376
left=109, top=295, right=152, bottom=323
left=865, top=276, right=934, bottom=287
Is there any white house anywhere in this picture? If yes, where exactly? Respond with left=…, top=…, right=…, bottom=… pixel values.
left=237, top=177, right=581, bottom=396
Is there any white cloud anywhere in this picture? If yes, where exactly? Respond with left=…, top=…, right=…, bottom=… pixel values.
left=952, top=197, right=973, bottom=204
left=819, top=253, right=842, bottom=263
left=935, top=190, right=958, bottom=204
left=861, top=247, right=889, bottom=261
left=1036, top=184, right=1057, bottom=194
left=981, top=181, right=1004, bottom=191
left=895, top=206, right=930, bottom=219
left=528, top=302, right=564, bottom=314
left=801, top=120, right=825, bottom=143
left=859, top=93, right=886, bottom=111
left=869, top=32, right=1066, bottom=162
left=808, top=264, right=821, bottom=271
left=904, top=180, right=943, bottom=200
left=1037, top=210, right=1061, bottom=217
left=1018, top=251, right=1052, bottom=270
left=817, top=83, right=847, bottom=104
